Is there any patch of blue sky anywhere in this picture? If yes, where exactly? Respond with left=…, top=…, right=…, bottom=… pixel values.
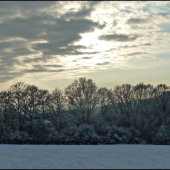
left=165, top=2, right=170, bottom=8
left=119, top=9, right=133, bottom=14
left=155, top=51, right=170, bottom=60
left=142, top=3, right=170, bottom=16
left=159, top=23, right=170, bottom=32
left=142, top=4, right=152, bottom=13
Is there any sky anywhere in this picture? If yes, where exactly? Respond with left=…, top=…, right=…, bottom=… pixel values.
left=0, top=1, right=170, bottom=92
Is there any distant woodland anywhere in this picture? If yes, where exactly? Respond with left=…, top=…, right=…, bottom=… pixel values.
left=0, top=77, right=170, bottom=144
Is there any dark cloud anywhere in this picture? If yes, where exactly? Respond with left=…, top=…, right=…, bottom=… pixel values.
left=143, top=43, right=152, bottom=46
left=72, top=60, right=77, bottom=62
left=113, top=21, right=117, bottom=26
left=27, top=17, right=105, bottom=55
left=121, top=52, right=149, bottom=59
left=0, top=15, right=55, bottom=40
left=0, top=68, right=24, bottom=82
left=99, top=34, right=139, bottom=42
left=44, top=65, right=64, bottom=68
left=0, top=40, right=28, bottom=51
left=81, top=66, right=92, bottom=69
left=22, top=57, right=44, bottom=64
left=81, top=57, right=92, bottom=59
left=24, top=68, right=66, bottom=73
left=127, top=17, right=150, bottom=24
left=0, top=56, right=20, bottom=67
left=11, top=48, right=36, bottom=56
left=124, top=52, right=148, bottom=56
left=24, top=64, right=48, bottom=73
left=0, top=41, right=13, bottom=49
left=62, top=1, right=102, bottom=20
left=0, top=2, right=57, bottom=20
left=62, top=7, right=93, bottom=19
left=96, top=62, right=110, bottom=65
left=0, top=2, right=105, bottom=84
left=24, top=69, right=48, bottom=73
left=118, top=43, right=152, bottom=49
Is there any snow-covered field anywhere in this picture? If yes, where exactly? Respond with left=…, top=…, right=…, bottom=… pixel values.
left=0, top=144, right=170, bottom=169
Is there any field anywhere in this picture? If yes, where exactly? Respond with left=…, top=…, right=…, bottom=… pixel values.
left=0, top=144, right=170, bottom=169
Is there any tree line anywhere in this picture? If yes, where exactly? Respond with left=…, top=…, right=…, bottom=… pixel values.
left=0, top=77, right=170, bottom=144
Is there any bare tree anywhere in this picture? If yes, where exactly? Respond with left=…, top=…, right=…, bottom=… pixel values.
left=65, top=77, right=100, bottom=124
left=48, top=88, right=67, bottom=131
left=153, top=84, right=170, bottom=125
left=113, top=84, right=134, bottom=117
left=9, top=82, right=28, bottom=130
left=0, top=90, right=15, bottom=126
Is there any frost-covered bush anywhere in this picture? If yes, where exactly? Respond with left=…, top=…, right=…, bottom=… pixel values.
left=0, top=124, right=11, bottom=143
left=99, top=125, right=133, bottom=144
left=73, top=124, right=100, bottom=144
left=32, top=119, right=58, bottom=144
left=62, top=125, right=78, bottom=144
left=62, top=124, right=100, bottom=144
left=153, top=125, right=170, bottom=145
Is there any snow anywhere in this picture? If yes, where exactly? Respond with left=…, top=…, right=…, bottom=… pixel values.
left=0, top=144, right=170, bottom=169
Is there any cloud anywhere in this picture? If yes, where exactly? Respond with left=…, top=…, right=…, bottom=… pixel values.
left=123, top=52, right=148, bottom=56
left=22, top=57, right=44, bottom=64
left=44, top=65, right=64, bottom=68
left=0, top=15, right=55, bottom=40
left=81, top=57, right=92, bottom=59
left=62, top=7, right=93, bottom=19
left=72, top=60, right=77, bottom=62
left=0, top=2, right=57, bottom=20
left=96, top=62, right=110, bottom=65
left=0, top=7, right=105, bottom=83
left=0, top=1, right=170, bottom=86
left=127, top=17, right=150, bottom=24
left=99, top=34, right=139, bottom=42
left=121, top=52, right=150, bottom=60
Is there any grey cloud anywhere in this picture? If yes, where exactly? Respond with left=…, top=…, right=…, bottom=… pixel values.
left=22, top=57, right=44, bottom=64
left=44, top=65, right=64, bottom=68
left=99, top=34, right=138, bottom=42
left=62, top=7, right=93, bottom=19
left=0, top=41, right=13, bottom=49
left=127, top=17, right=150, bottom=25
left=82, top=66, right=92, bottom=69
left=44, top=18, right=105, bottom=42
left=72, top=60, right=77, bottom=62
left=0, top=15, right=55, bottom=40
left=113, top=21, right=117, bottom=26
left=82, top=57, right=92, bottom=59
left=143, top=43, right=151, bottom=46
left=49, top=69, right=65, bottom=72
left=121, top=52, right=149, bottom=59
left=0, top=2, right=56, bottom=11
left=24, top=64, right=48, bottom=73
left=32, top=44, right=99, bottom=56
left=124, top=52, right=148, bottom=56
left=119, top=43, right=152, bottom=49
left=0, top=2, right=57, bottom=20
left=25, top=69, right=48, bottom=73
left=0, top=69, right=24, bottom=82
left=1, top=56, right=20, bottom=67
left=0, top=2, right=106, bottom=83
left=11, top=48, right=37, bottom=56
left=30, top=18, right=105, bottom=55
left=96, top=62, right=110, bottom=65
left=0, top=40, right=28, bottom=51
left=62, top=1, right=102, bottom=20
left=24, top=68, right=66, bottom=73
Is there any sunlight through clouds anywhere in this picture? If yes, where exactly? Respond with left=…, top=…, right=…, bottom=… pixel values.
left=0, top=1, right=170, bottom=91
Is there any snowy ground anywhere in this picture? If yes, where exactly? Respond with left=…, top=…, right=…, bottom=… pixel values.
left=0, top=144, right=170, bottom=169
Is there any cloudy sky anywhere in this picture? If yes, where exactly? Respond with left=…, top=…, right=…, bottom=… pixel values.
left=0, top=1, right=170, bottom=92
